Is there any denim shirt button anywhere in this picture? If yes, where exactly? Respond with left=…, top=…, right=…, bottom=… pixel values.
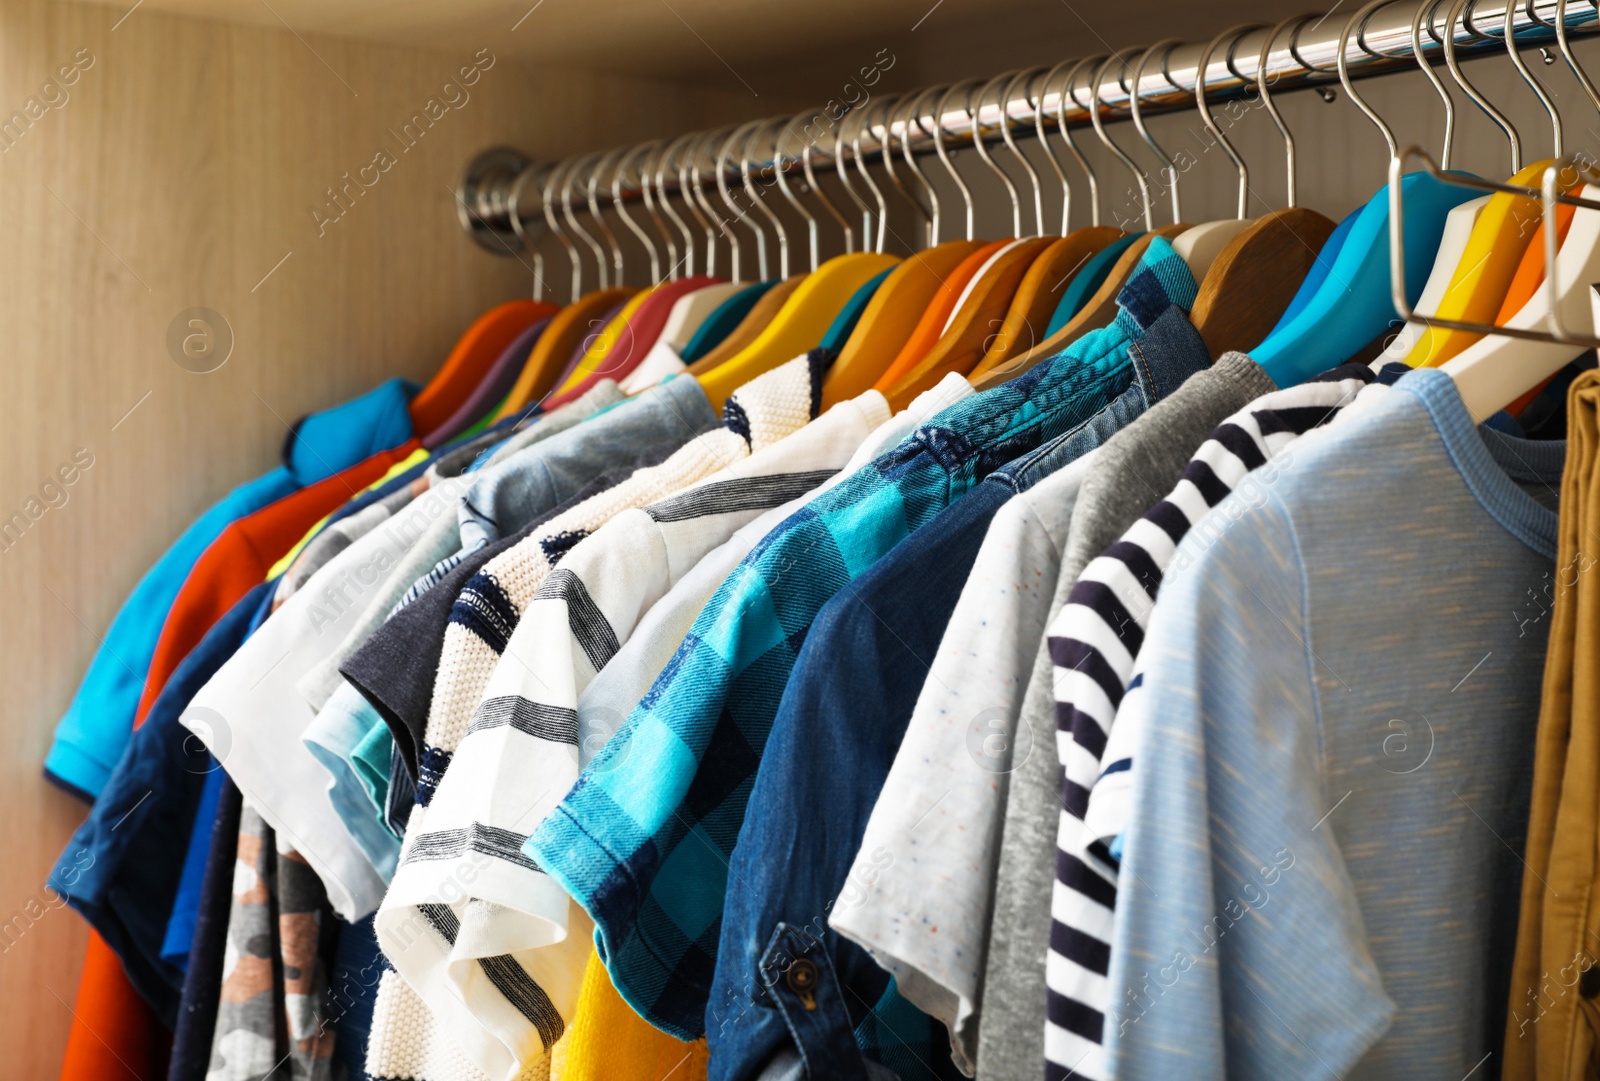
left=786, top=957, right=819, bottom=1009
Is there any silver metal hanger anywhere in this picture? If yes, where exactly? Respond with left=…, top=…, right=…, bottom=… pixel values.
left=802, top=123, right=855, bottom=255
left=776, top=113, right=822, bottom=270
left=933, top=80, right=980, bottom=240
left=1129, top=41, right=1183, bottom=223
left=585, top=148, right=627, bottom=287
left=1556, top=0, right=1600, bottom=114
left=540, top=161, right=582, bottom=301
left=689, top=132, right=735, bottom=280
left=849, top=105, right=891, bottom=252
left=1410, top=0, right=1457, bottom=170
left=506, top=163, right=548, bottom=301
left=834, top=113, right=876, bottom=251
left=901, top=87, right=946, bottom=243
left=999, top=68, right=1047, bottom=235
left=613, top=145, right=662, bottom=283
left=562, top=154, right=609, bottom=291
left=1198, top=25, right=1264, bottom=219
left=967, top=72, right=1025, bottom=236
left=1083, top=55, right=1153, bottom=230
left=1443, top=0, right=1521, bottom=171
left=877, top=95, right=934, bottom=247
left=1503, top=0, right=1563, bottom=157
left=744, top=120, right=791, bottom=277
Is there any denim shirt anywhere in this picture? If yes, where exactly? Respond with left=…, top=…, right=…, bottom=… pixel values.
left=706, top=304, right=1210, bottom=1081
left=526, top=238, right=1201, bottom=1046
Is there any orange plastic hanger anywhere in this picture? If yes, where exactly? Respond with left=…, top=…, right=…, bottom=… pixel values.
left=977, top=228, right=1122, bottom=371
left=886, top=236, right=1057, bottom=409
left=873, top=241, right=1008, bottom=392
left=969, top=223, right=1190, bottom=392
left=494, top=288, right=634, bottom=418
left=409, top=300, right=554, bottom=437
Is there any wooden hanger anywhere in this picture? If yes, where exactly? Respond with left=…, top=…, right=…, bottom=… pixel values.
left=886, top=236, right=1058, bottom=408
left=554, top=285, right=659, bottom=395
left=494, top=288, right=633, bottom=418
left=970, top=223, right=1190, bottom=391
left=1190, top=210, right=1336, bottom=359
left=1185, top=19, right=1338, bottom=360
left=977, top=228, right=1123, bottom=370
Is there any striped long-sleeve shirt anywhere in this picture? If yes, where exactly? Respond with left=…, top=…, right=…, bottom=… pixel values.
left=1043, top=368, right=1374, bottom=1081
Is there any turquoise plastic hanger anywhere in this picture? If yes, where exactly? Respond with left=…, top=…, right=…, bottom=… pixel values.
left=1251, top=172, right=1477, bottom=384
left=1261, top=207, right=1357, bottom=337
left=679, top=280, right=777, bottom=362
left=1045, top=231, right=1144, bottom=335
left=1253, top=0, right=1485, bottom=385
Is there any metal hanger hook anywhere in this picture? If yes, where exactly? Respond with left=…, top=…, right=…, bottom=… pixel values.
left=932, top=80, right=980, bottom=240
left=1082, top=54, right=1153, bottom=231
left=1257, top=17, right=1315, bottom=208
left=690, top=131, right=736, bottom=280
left=562, top=154, right=609, bottom=291
left=508, top=162, right=549, bottom=301
left=800, top=120, right=855, bottom=255
left=1197, top=24, right=1264, bottom=220
left=966, top=72, right=1026, bottom=236
left=1045, top=57, right=1103, bottom=228
left=585, top=147, right=627, bottom=287
left=1411, top=0, right=1458, bottom=169
left=1130, top=40, right=1184, bottom=223
left=1503, top=0, right=1563, bottom=157
left=637, top=142, right=683, bottom=278
left=833, top=109, right=876, bottom=250
left=613, top=144, right=662, bottom=283
left=775, top=113, right=822, bottom=271
left=1443, top=0, right=1521, bottom=171
left=715, top=125, right=761, bottom=280
left=850, top=102, right=892, bottom=252
left=999, top=69, right=1047, bottom=235
left=902, top=87, right=946, bottom=243
left=1556, top=0, right=1600, bottom=115
left=1339, top=1, right=1404, bottom=163
left=876, top=95, right=934, bottom=247
left=541, top=160, right=583, bottom=301
left=743, top=120, right=790, bottom=278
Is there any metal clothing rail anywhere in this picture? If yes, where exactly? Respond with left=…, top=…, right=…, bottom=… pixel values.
left=457, top=0, right=1600, bottom=253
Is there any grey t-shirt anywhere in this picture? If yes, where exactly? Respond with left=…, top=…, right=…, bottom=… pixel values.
left=974, top=350, right=1276, bottom=1081
left=1109, top=368, right=1562, bottom=1080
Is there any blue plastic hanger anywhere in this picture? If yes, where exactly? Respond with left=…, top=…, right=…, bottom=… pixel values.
left=1252, top=0, right=1480, bottom=386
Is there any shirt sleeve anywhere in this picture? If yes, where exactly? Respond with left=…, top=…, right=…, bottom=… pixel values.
left=1107, top=489, right=1394, bottom=1081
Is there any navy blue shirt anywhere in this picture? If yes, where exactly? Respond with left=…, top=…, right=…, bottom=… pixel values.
left=49, top=580, right=272, bottom=1024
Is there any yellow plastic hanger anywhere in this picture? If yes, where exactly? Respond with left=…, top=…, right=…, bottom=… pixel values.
left=1408, top=0, right=1566, bottom=367
left=697, top=112, right=900, bottom=407
left=822, top=92, right=989, bottom=407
